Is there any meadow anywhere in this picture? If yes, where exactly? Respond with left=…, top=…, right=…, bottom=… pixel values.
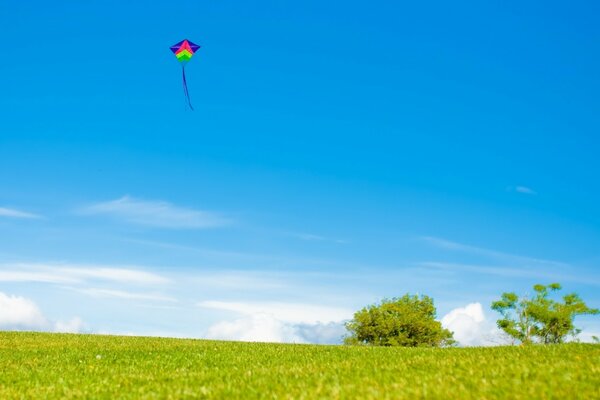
left=0, top=332, right=598, bottom=399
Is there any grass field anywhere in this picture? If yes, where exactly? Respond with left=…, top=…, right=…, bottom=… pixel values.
left=0, top=332, right=598, bottom=399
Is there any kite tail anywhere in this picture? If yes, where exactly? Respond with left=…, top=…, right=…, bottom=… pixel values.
left=182, top=65, right=194, bottom=110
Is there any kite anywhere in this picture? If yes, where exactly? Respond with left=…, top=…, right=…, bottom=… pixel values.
left=170, top=39, right=201, bottom=110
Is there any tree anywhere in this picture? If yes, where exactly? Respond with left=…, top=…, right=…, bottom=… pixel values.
left=491, top=291, right=536, bottom=345
left=492, top=283, right=599, bottom=345
left=344, top=294, right=455, bottom=347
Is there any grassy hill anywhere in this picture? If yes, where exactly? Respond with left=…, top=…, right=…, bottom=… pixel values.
left=0, top=332, right=598, bottom=399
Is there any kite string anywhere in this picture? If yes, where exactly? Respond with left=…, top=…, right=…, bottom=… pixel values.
left=182, top=65, right=194, bottom=110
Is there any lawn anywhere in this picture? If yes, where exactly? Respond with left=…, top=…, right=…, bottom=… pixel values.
left=0, top=332, right=598, bottom=399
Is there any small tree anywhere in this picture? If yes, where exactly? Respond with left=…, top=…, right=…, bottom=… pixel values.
left=344, top=294, right=455, bottom=347
left=491, top=291, right=536, bottom=344
left=492, top=283, right=599, bottom=345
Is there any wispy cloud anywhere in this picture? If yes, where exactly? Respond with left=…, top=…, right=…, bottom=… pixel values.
left=515, top=186, right=537, bottom=195
left=418, top=262, right=600, bottom=286
left=79, top=196, right=230, bottom=229
left=506, top=186, right=537, bottom=195
left=419, top=261, right=536, bottom=278
left=418, top=236, right=600, bottom=285
left=120, top=238, right=274, bottom=262
left=0, top=270, right=79, bottom=284
left=191, top=272, right=288, bottom=290
left=0, top=207, right=41, bottom=219
left=420, top=236, right=568, bottom=268
left=59, top=266, right=170, bottom=285
left=68, top=288, right=177, bottom=303
left=289, top=233, right=348, bottom=244
left=0, top=263, right=170, bottom=285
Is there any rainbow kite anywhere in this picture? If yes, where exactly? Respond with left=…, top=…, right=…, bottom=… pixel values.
left=170, top=39, right=201, bottom=110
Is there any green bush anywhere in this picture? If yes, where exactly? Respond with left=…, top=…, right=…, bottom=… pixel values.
left=345, top=294, right=455, bottom=347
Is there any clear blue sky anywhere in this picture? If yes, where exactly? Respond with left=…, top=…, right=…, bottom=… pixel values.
left=0, top=1, right=599, bottom=343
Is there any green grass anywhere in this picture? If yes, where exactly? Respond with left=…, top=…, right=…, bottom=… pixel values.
left=0, top=332, right=598, bottom=399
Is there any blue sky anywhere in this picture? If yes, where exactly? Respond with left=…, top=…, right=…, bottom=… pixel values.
left=0, top=1, right=599, bottom=344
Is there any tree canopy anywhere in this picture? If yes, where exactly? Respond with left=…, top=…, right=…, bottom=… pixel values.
left=491, top=283, right=599, bottom=344
left=344, top=294, right=455, bottom=347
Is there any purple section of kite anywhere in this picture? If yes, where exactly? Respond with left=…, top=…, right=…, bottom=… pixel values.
left=170, top=39, right=201, bottom=54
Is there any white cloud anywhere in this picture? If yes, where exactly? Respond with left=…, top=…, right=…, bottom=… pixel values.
left=0, top=270, right=79, bottom=284
left=0, top=263, right=170, bottom=285
left=515, top=186, right=537, bottom=195
left=199, top=299, right=350, bottom=344
left=197, top=300, right=352, bottom=324
left=441, top=303, right=504, bottom=346
left=80, top=196, right=230, bottom=229
left=0, top=207, right=41, bottom=219
left=0, top=292, right=48, bottom=330
left=204, top=314, right=346, bottom=344
left=205, top=314, right=305, bottom=343
left=0, top=291, right=84, bottom=333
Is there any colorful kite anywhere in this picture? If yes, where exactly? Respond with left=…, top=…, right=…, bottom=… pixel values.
left=170, top=39, right=201, bottom=110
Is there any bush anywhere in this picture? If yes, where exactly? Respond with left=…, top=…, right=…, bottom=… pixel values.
left=344, top=294, right=455, bottom=347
